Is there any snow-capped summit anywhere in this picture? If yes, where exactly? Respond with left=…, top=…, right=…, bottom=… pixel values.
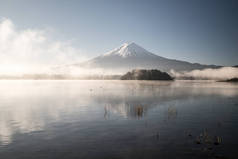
left=73, top=42, right=219, bottom=73
left=103, top=42, right=155, bottom=58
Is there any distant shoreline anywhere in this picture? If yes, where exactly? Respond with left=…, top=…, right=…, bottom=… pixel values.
left=0, top=74, right=237, bottom=82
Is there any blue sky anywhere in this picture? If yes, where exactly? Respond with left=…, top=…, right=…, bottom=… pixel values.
left=0, top=0, right=238, bottom=66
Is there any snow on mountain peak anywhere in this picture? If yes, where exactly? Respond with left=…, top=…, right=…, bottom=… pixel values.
left=103, top=42, right=153, bottom=58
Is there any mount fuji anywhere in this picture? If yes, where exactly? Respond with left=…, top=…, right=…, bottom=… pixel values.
left=72, top=42, right=219, bottom=73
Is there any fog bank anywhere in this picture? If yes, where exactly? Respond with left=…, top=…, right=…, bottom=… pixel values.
left=0, top=18, right=87, bottom=75
left=171, top=67, right=238, bottom=80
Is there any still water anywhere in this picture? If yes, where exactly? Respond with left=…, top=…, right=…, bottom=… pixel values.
left=0, top=80, right=237, bottom=159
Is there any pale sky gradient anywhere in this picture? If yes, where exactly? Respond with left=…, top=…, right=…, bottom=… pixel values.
left=0, top=0, right=238, bottom=67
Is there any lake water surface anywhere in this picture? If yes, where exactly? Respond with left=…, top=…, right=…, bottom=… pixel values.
left=0, top=80, right=238, bottom=159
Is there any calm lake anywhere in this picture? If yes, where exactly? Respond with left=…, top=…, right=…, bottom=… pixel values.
left=0, top=80, right=237, bottom=159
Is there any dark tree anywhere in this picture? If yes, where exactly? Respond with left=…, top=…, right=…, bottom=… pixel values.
left=121, top=69, right=173, bottom=80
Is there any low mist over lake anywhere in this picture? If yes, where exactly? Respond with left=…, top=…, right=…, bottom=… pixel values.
left=0, top=80, right=238, bottom=158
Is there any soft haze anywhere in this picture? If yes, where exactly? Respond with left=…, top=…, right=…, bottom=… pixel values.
left=0, top=0, right=238, bottom=74
left=0, top=18, right=86, bottom=74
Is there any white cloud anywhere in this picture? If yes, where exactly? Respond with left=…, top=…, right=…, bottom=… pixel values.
left=171, top=67, right=238, bottom=80
left=0, top=18, right=86, bottom=75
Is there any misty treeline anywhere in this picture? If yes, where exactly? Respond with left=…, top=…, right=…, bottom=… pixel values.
left=0, top=67, right=237, bottom=81
left=0, top=74, right=121, bottom=80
